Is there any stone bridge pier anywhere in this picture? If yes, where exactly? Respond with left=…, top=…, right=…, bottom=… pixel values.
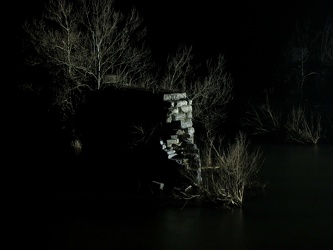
left=160, top=93, right=202, bottom=186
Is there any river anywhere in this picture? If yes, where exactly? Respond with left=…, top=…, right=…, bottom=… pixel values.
left=18, top=143, right=333, bottom=249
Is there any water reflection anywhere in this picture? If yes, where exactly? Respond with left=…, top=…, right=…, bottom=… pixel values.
left=43, top=143, right=333, bottom=249
left=151, top=207, right=245, bottom=249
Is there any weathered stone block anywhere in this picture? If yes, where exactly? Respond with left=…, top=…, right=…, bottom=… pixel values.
left=187, top=127, right=195, bottom=135
left=180, top=105, right=192, bottom=113
left=163, top=93, right=187, bottom=101
left=176, top=100, right=188, bottom=107
left=186, top=113, right=193, bottom=119
left=170, top=107, right=179, bottom=114
left=167, top=138, right=179, bottom=147
left=180, top=119, right=193, bottom=129
left=172, top=112, right=186, bottom=121
left=175, top=129, right=186, bottom=135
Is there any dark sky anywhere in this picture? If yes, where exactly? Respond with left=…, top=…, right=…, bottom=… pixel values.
left=9, top=0, right=333, bottom=87
left=11, top=0, right=333, bottom=52
left=123, top=0, right=332, bottom=58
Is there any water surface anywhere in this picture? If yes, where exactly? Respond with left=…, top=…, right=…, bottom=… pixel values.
left=20, top=143, right=333, bottom=249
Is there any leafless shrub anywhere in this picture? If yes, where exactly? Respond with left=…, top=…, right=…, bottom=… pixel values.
left=71, top=138, right=82, bottom=156
left=175, top=132, right=264, bottom=208
left=242, top=90, right=281, bottom=135
left=285, top=106, right=323, bottom=144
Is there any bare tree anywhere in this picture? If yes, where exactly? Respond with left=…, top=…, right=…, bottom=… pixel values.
left=160, top=46, right=195, bottom=92
left=23, top=0, right=154, bottom=118
left=293, top=20, right=320, bottom=102
left=23, top=0, right=84, bottom=118
left=317, top=17, right=333, bottom=65
left=79, top=0, right=153, bottom=89
left=159, top=47, right=233, bottom=134
left=189, top=54, right=233, bottom=129
left=287, top=17, right=333, bottom=104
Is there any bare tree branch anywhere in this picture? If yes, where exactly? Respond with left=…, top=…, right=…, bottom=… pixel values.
left=161, top=45, right=195, bottom=91
left=189, top=54, right=233, bottom=130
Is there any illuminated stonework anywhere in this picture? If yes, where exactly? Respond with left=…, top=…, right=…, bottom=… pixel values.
left=161, top=93, right=202, bottom=184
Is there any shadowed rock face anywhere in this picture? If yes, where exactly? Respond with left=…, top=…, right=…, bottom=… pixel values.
left=74, top=87, right=184, bottom=194
left=12, top=86, right=199, bottom=196
left=70, top=87, right=202, bottom=195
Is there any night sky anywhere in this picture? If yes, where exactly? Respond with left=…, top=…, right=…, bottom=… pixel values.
left=9, top=0, right=333, bottom=89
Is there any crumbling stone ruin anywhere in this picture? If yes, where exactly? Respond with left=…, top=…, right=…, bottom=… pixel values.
left=160, top=93, right=202, bottom=185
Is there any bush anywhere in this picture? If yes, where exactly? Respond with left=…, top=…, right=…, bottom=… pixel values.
left=175, top=132, right=264, bottom=208
left=285, top=106, right=323, bottom=144
left=242, top=91, right=325, bottom=144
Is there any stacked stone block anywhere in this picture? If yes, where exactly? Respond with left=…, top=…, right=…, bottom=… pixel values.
left=161, top=93, right=202, bottom=184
